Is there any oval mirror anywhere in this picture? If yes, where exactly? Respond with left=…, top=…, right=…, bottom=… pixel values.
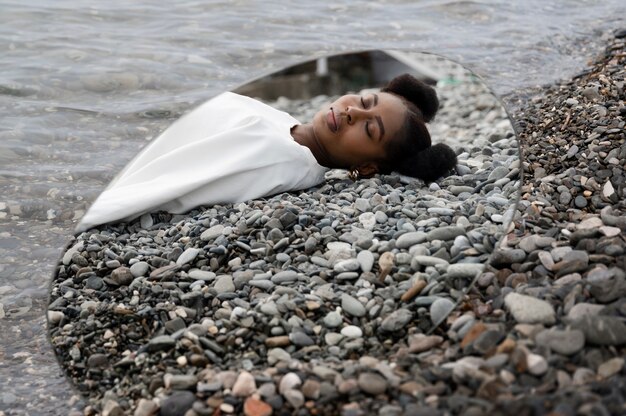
left=48, top=50, right=519, bottom=414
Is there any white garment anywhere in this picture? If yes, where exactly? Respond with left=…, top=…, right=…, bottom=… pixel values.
left=77, top=92, right=329, bottom=232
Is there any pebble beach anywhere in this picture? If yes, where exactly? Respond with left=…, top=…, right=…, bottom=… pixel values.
left=46, top=31, right=625, bottom=416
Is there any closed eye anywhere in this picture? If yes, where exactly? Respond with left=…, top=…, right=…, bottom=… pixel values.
left=360, top=96, right=369, bottom=109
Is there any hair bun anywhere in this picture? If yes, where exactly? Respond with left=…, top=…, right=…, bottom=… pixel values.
left=382, top=73, right=439, bottom=122
left=398, top=143, right=457, bottom=182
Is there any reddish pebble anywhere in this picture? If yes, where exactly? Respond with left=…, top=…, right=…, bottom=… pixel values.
left=244, top=396, right=273, bottom=416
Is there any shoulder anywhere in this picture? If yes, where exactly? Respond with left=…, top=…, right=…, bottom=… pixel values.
left=202, top=92, right=298, bottom=126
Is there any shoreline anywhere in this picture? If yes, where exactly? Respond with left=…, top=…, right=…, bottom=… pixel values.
left=47, top=30, right=625, bottom=415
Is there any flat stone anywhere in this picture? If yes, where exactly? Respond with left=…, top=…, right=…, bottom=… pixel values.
left=490, top=249, right=526, bottom=266
left=289, top=331, right=315, bottom=347
left=488, top=166, right=509, bottom=181
left=518, top=234, right=555, bottom=252
left=160, top=391, right=196, bottom=416
left=504, top=293, right=555, bottom=325
left=411, top=255, right=449, bottom=268
left=334, top=259, right=360, bottom=273
left=164, top=374, right=197, bottom=390
left=358, top=372, right=388, bottom=395
left=597, top=357, right=624, bottom=378
left=577, top=217, right=603, bottom=229
left=538, top=251, right=555, bottom=271
left=380, top=308, right=413, bottom=332
left=571, top=315, right=626, bottom=345
left=341, top=293, right=366, bottom=317
left=588, top=268, right=626, bottom=303
left=535, top=328, right=585, bottom=355
left=427, top=226, right=465, bottom=241
left=265, top=336, right=290, bottom=348
left=472, top=330, right=505, bottom=354
left=408, top=334, right=443, bottom=353
left=446, top=263, right=484, bottom=279
left=214, top=275, right=235, bottom=294
left=325, top=332, right=344, bottom=346
left=554, top=250, right=589, bottom=275
left=395, top=232, right=427, bottom=249
left=201, top=224, right=224, bottom=241
left=87, top=353, right=108, bottom=368
left=146, top=335, right=176, bottom=352
left=271, top=270, right=298, bottom=284
left=188, top=269, right=216, bottom=281
left=566, top=303, right=605, bottom=322
left=176, top=248, right=200, bottom=266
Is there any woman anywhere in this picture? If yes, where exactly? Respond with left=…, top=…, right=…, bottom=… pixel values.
left=76, top=73, right=456, bottom=232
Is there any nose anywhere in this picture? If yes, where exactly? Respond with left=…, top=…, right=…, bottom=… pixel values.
left=342, top=106, right=367, bottom=125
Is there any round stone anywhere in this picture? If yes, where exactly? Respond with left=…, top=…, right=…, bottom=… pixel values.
left=340, top=325, right=363, bottom=338
left=323, top=311, right=343, bottom=328
left=429, top=298, right=455, bottom=326
left=357, top=372, right=388, bottom=395
left=160, top=391, right=196, bottom=416
left=110, top=267, right=133, bottom=286
left=130, top=261, right=149, bottom=277
left=341, top=294, right=366, bottom=317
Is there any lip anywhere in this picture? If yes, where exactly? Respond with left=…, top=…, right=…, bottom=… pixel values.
left=327, top=108, right=338, bottom=132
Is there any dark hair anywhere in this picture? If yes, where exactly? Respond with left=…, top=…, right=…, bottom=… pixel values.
left=377, top=73, right=457, bottom=182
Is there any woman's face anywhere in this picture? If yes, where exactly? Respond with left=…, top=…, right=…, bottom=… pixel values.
left=312, top=91, right=407, bottom=170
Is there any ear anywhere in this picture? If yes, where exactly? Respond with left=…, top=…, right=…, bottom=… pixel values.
left=355, top=162, right=379, bottom=178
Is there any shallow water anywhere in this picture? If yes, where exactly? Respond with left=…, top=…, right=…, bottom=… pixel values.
left=0, top=0, right=624, bottom=414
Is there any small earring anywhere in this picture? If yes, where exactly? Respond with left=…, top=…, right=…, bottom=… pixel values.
left=348, top=168, right=359, bottom=182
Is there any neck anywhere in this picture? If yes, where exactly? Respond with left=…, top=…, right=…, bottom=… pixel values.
left=290, top=123, right=339, bottom=168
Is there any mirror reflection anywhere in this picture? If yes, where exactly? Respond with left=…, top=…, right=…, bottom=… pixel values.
left=48, top=50, right=519, bottom=414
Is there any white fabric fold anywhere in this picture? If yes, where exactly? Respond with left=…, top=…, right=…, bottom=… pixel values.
left=77, top=92, right=329, bottom=232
